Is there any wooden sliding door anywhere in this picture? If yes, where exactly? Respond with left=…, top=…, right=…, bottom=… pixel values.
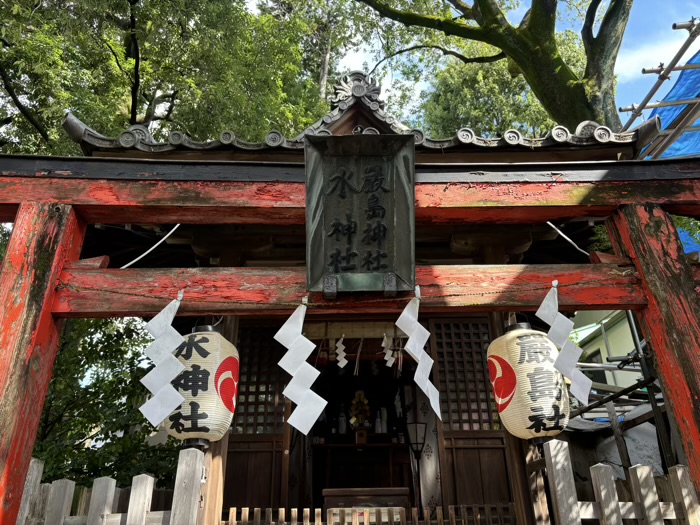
left=225, top=325, right=289, bottom=509
left=429, top=318, right=513, bottom=509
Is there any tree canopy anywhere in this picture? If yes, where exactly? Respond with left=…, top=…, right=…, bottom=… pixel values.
left=420, top=29, right=586, bottom=137
left=33, top=317, right=180, bottom=487
left=354, top=0, right=633, bottom=131
left=0, top=0, right=328, bottom=154
left=1, top=0, right=637, bottom=150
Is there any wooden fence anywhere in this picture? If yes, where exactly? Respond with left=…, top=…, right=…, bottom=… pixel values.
left=19, top=448, right=202, bottom=525
left=543, top=440, right=700, bottom=524
left=21, top=440, right=698, bottom=525
left=18, top=447, right=514, bottom=525
left=225, top=505, right=515, bottom=525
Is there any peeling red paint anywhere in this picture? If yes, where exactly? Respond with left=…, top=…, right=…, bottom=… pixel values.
left=51, top=263, right=645, bottom=318
left=0, top=202, right=84, bottom=525
left=0, top=178, right=699, bottom=224
left=608, top=205, right=700, bottom=488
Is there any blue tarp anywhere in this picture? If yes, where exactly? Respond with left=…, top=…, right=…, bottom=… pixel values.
left=647, top=49, right=700, bottom=158
left=643, top=50, right=700, bottom=253
left=679, top=229, right=700, bottom=253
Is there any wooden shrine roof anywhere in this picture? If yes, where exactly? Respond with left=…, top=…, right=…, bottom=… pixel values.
left=63, top=71, right=661, bottom=163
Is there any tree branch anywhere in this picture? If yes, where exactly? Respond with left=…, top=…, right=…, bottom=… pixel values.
left=141, top=89, right=177, bottom=125
left=582, top=0, right=602, bottom=54
left=369, top=44, right=505, bottom=75
left=128, top=0, right=140, bottom=126
left=473, top=0, right=509, bottom=27
left=106, top=13, right=131, bottom=31
left=446, top=0, right=475, bottom=19
left=527, top=0, right=557, bottom=37
left=162, top=90, right=177, bottom=121
left=595, top=0, right=633, bottom=56
left=354, top=0, right=490, bottom=42
left=73, top=428, right=104, bottom=448
left=103, top=40, right=130, bottom=80
left=0, top=64, right=49, bottom=142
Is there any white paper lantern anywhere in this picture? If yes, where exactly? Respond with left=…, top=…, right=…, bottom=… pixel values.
left=167, top=326, right=240, bottom=442
left=487, top=323, right=569, bottom=440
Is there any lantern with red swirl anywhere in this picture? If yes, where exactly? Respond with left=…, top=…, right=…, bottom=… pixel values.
left=167, top=326, right=240, bottom=442
left=487, top=323, right=569, bottom=440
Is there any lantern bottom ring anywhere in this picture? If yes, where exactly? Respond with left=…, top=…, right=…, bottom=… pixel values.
left=183, top=438, right=210, bottom=450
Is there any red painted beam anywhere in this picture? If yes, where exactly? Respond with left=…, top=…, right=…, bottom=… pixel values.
left=607, top=205, right=700, bottom=489
left=52, top=264, right=645, bottom=317
left=1, top=177, right=700, bottom=224
left=0, top=202, right=85, bottom=525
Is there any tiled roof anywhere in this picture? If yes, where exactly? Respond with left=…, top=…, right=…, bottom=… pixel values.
left=63, top=71, right=654, bottom=156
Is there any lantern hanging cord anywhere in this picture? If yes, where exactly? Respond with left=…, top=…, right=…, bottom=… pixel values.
left=120, top=224, right=181, bottom=269
left=546, top=221, right=589, bottom=257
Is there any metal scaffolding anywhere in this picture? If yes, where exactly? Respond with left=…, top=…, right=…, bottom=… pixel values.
left=619, top=18, right=700, bottom=159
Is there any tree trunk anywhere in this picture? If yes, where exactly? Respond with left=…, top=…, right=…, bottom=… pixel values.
left=319, top=14, right=332, bottom=101
left=501, top=32, right=598, bottom=131
left=353, top=0, right=632, bottom=132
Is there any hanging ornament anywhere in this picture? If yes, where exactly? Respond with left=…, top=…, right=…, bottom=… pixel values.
left=382, top=333, right=395, bottom=367
left=395, top=286, right=441, bottom=419
left=535, top=280, right=592, bottom=404
left=139, top=291, right=186, bottom=428
left=336, top=335, right=347, bottom=368
left=487, top=323, right=570, bottom=440
left=275, top=300, right=327, bottom=435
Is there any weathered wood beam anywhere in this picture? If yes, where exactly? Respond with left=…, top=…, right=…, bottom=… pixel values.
left=0, top=202, right=85, bottom=525
left=52, top=264, right=645, bottom=317
left=1, top=177, right=700, bottom=224
left=3, top=154, right=700, bottom=182
left=607, top=204, right=700, bottom=489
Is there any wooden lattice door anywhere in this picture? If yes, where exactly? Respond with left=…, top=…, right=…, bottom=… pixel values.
left=224, top=325, right=290, bottom=509
left=429, top=318, right=513, bottom=510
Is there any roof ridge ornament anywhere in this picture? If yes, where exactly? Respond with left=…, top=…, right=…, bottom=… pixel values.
left=62, top=111, right=640, bottom=156
left=329, top=71, right=383, bottom=111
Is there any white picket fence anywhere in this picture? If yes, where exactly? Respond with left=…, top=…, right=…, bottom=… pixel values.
left=20, top=440, right=700, bottom=525
left=18, top=448, right=204, bottom=525
left=543, top=440, right=700, bottom=524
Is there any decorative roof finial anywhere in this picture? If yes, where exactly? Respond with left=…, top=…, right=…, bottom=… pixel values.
left=329, top=71, right=383, bottom=111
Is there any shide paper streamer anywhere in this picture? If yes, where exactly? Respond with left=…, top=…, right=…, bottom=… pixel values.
left=535, top=281, right=593, bottom=405
left=336, top=336, right=348, bottom=368
left=275, top=300, right=328, bottom=435
left=382, top=334, right=395, bottom=367
left=395, top=286, right=442, bottom=419
left=139, top=290, right=187, bottom=427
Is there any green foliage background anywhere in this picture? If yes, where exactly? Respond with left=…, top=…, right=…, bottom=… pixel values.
left=34, top=318, right=181, bottom=487
left=0, top=0, right=328, bottom=154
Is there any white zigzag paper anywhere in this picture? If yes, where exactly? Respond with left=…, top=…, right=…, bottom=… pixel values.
left=139, top=290, right=186, bottom=427
left=276, top=303, right=328, bottom=435
left=382, top=334, right=395, bottom=367
left=535, top=282, right=592, bottom=404
left=336, top=336, right=347, bottom=368
left=395, top=287, right=442, bottom=420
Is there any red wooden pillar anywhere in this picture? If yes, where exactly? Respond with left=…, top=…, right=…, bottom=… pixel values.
left=606, top=204, right=700, bottom=487
left=0, top=202, right=85, bottom=524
